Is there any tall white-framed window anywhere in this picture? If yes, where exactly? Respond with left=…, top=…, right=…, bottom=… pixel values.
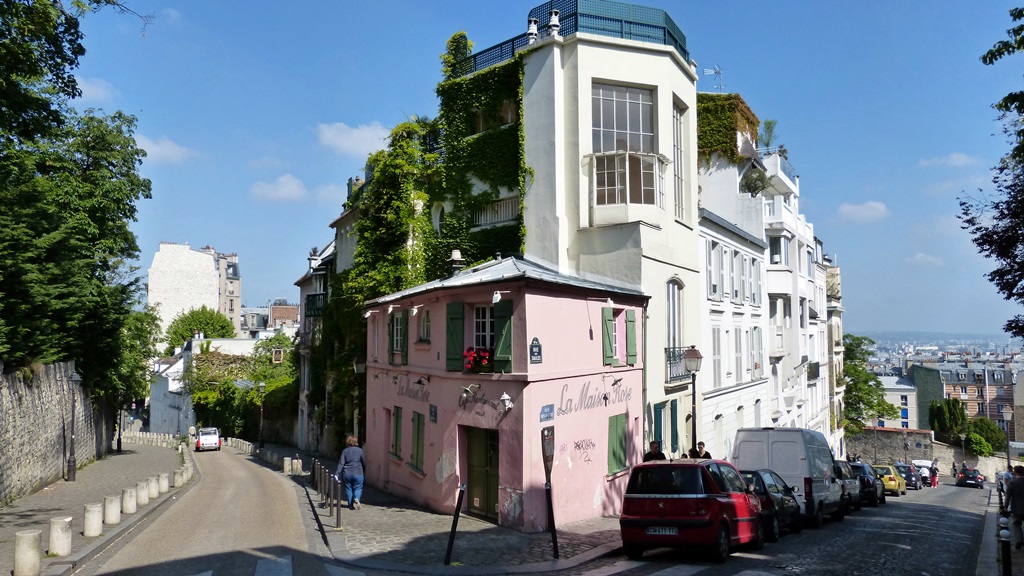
left=707, top=240, right=724, bottom=300
left=732, top=250, right=742, bottom=300
left=391, top=314, right=404, bottom=352
left=769, top=236, right=789, bottom=265
left=743, top=256, right=751, bottom=302
left=666, top=280, right=684, bottom=349
left=752, top=259, right=762, bottom=306
left=591, top=84, right=662, bottom=207
left=672, top=103, right=686, bottom=220
left=474, top=305, right=494, bottom=349
left=419, top=310, right=431, bottom=342
left=734, top=327, right=743, bottom=378
left=712, top=326, right=722, bottom=389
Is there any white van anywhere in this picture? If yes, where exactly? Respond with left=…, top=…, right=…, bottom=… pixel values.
left=731, top=427, right=846, bottom=528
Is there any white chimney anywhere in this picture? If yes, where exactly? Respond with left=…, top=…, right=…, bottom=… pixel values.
left=549, top=10, right=560, bottom=37
left=527, top=17, right=538, bottom=44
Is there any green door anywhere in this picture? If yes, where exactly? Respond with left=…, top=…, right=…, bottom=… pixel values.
left=466, top=427, right=499, bottom=521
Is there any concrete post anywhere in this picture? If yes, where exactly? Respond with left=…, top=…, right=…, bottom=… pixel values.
left=13, top=529, right=41, bottom=576
left=122, top=487, right=137, bottom=514
left=48, top=517, right=72, bottom=557
left=173, top=468, right=185, bottom=488
left=284, top=457, right=292, bottom=475
left=136, top=481, right=150, bottom=506
left=147, top=476, right=159, bottom=499
left=158, top=473, right=169, bottom=493
left=103, top=495, right=121, bottom=525
left=83, top=503, right=103, bottom=537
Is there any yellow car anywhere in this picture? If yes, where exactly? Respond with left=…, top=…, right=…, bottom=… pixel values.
left=874, top=465, right=907, bottom=497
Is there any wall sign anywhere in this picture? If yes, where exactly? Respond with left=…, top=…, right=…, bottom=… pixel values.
left=530, top=337, right=542, bottom=364
left=539, top=404, right=554, bottom=422
left=429, top=404, right=437, bottom=423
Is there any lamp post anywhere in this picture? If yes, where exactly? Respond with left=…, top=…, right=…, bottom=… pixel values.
left=683, top=346, right=703, bottom=455
left=117, top=394, right=123, bottom=453
left=960, top=432, right=967, bottom=464
left=902, top=431, right=909, bottom=464
left=67, top=371, right=82, bottom=482
left=258, top=381, right=266, bottom=449
left=1003, top=406, right=1014, bottom=472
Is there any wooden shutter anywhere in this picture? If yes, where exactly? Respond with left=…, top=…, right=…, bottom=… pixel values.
left=446, top=302, right=465, bottom=371
left=387, top=312, right=395, bottom=365
left=400, top=310, right=409, bottom=365
left=602, top=307, right=614, bottom=365
left=670, top=399, right=679, bottom=453
left=625, top=309, right=637, bottom=365
left=493, top=300, right=513, bottom=372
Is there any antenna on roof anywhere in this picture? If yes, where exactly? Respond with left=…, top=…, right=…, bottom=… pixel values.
left=703, top=65, right=723, bottom=92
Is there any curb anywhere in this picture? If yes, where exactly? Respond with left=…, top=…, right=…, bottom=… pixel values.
left=302, top=483, right=621, bottom=575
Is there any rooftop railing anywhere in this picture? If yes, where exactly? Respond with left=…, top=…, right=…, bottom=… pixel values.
left=449, top=0, right=690, bottom=79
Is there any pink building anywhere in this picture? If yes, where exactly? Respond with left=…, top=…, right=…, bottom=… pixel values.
left=362, top=257, right=648, bottom=532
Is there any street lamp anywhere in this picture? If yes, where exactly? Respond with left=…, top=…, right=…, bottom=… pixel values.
left=258, top=381, right=266, bottom=449
left=683, top=346, right=703, bottom=455
left=67, top=371, right=82, bottom=482
left=116, top=394, right=124, bottom=454
left=960, top=432, right=967, bottom=464
left=1003, top=406, right=1014, bottom=472
left=902, top=431, right=909, bottom=464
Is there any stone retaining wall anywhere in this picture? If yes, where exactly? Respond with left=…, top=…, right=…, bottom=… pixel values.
left=0, top=362, right=113, bottom=507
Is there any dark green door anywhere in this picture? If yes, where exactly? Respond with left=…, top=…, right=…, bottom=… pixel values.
left=467, top=427, right=499, bottom=521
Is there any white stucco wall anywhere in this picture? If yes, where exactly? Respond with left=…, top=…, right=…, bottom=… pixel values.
left=147, top=242, right=220, bottom=337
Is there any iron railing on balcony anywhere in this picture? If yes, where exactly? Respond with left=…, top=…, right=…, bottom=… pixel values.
left=473, top=196, right=520, bottom=227
left=449, top=0, right=690, bottom=79
left=665, top=346, right=689, bottom=383
left=305, top=292, right=325, bottom=318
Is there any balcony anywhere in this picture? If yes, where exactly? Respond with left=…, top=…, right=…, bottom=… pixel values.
left=807, top=361, right=820, bottom=381
left=448, top=0, right=690, bottom=79
left=665, top=347, right=689, bottom=384
left=763, top=153, right=798, bottom=197
left=473, top=196, right=519, bottom=228
left=305, top=292, right=325, bottom=318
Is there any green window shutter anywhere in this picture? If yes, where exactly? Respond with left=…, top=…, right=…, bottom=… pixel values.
left=387, top=313, right=395, bottom=365
left=653, top=404, right=663, bottom=444
left=626, top=309, right=637, bottom=365
left=493, top=300, right=513, bottom=372
left=607, top=414, right=627, bottom=474
left=446, top=302, right=465, bottom=371
left=602, top=307, right=614, bottom=365
left=670, top=399, right=679, bottom=453
left=400, top=310, right=409, bottom=365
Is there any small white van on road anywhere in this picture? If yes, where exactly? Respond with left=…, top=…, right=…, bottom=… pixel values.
left=195, top=427, right=221, bottom=452
left=731, top=427, right=846, bottom=528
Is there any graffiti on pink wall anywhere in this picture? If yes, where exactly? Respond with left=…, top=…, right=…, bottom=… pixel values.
left=555, top=380, right=632, bottom=417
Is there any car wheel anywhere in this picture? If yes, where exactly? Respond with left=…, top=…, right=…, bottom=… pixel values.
left=870, top=491, right=879, bottom=507
left=711, top=525, right=730, bottom=563
left=807, top=502, right=824, bottom=529
left=832, top=499, right=847, bottom=521
left=751, top=518, right=766, bottom=550
left=854, top=495, right=862, bottom=511
left=765, top=513, right=780, bottom=543
left=894, top=488, right=901, bottom=498
left=624, top=546, right=643, bottom=560
left=880, top=491, right=887, bottom=504
left=901, top=485, right=907, bottom=495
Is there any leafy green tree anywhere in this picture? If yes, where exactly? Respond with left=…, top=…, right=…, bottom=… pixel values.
left=969, top=416, right=1008, bottom=452
left=960, top=7, right=1024, bottom=337
left=968, top=432, right=994, bottom=457
left=929, top=398, right=970, bottom=444
left=108, top=303, right=161, bottom=407
left=163, top=306, right=236, bottom=355
left=841, top=334, right=898, bottom=434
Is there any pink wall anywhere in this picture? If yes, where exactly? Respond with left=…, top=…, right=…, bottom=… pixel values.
left=362, top=283, right=645, bottom=532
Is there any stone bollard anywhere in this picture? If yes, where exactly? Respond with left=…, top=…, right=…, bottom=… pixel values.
left=284, top=457, right=292, bottom=475
left=122, top=487, right=137, bottom=514
left=84, top=503, right=103, bottom=537
left=48, top=517, right=72, bottom=557
left=186, top=463, right=194, bottom=481
left=136, top=481, right=150, bottom=506
left=158, top=473, right=169, bottom=493
left=173, top=468, right=185, bottom=488
left=14, top=529, right=41, bottom=576
left=104, top=495, right=121, bottom=525
left=293, top=457, right=303, bottom=475
left=147, top=476, right=159, bottom=499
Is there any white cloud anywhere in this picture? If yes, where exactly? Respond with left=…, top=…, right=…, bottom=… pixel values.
left=836, top=200, right=890, bottom=223
left=75, top=77, right=118, bottom=102
left=160, top=8, right=182, bottom=22
left=135, top=135, right=198, bottom=165
left=248, top=155, right=287, bottom=170
left=919, top=152, right=980, bottom=168
left=906, top=252, right=944, bottom=267
left=250, top=174, right=308, bottom=202
left=316, top=121, right=389, bottom=158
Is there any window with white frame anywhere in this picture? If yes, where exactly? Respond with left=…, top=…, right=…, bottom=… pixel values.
left=735, top=328, right=743, bottom=378
left=666, top=280, right=684, bottom=349
left=707, top=240, right=724, bottom=300
left=743, top=256, right=751, bottom=302
left=712, top=326, right=722, bottom=389
left=732, top=250, right=741, bottom=300
left=769, top=236, right=788, bottom=265
left=994, top=371, right=1004, bottom=382
left=474, top=305, right=494, bottom=349
left=672, top=104, right=685, bottom=221
left=901, top=395, right=908, bottom=406
left=591, top=84, right=662, bottom=207
left=419, top=310, right=431, bottom=342
left=750, top=327, right=763, bottom=378
left=752, top=259, right=762, bottom=306
left=391, top=313, right=404, bottom=351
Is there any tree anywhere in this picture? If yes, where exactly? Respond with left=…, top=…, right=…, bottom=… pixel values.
left=959, top=7, right=1024, bottom=337
left=928, top=398, right=970, bottom=444
left=841, top=334, right=898, bottom=434
left=163, top=306, right=236, bottom=355
left=969, top=416, right=1008, bottom=452
left=968, top=432, right=995, bottom=457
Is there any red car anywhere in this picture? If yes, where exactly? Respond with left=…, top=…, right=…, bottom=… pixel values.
left=619, top=459, right=764, bottom=563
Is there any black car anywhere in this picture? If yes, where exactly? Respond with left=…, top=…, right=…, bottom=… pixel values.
left=956, top=468, right=985, bottom=489
left=741, top=469, right=803, bottom=542
left=894, top=464, right=923, bottom=490
left=848, top=461, right=886, bottom=506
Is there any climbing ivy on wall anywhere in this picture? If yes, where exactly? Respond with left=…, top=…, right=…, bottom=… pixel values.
left=696, top=93, right=760, bottom=166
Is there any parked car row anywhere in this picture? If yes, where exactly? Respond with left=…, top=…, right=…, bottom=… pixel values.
left=618, top=427, right=950, bottom=564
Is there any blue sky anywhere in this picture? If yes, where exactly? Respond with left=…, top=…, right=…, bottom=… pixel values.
left=74, top=1, right=1021, bottom=337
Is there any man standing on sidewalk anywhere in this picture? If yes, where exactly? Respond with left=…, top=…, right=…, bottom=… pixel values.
left=1006, top=465, right=1024, bottom=549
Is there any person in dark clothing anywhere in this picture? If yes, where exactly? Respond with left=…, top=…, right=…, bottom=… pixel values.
left=335, top=435, right=367, bottom=509
left=1006, top=465, right=1024, bottom=549
left=643, top=440, right=666, bottom=462
left=688, top=441, right=711, bottom=459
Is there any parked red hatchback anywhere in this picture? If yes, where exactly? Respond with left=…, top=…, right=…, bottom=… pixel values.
left=619, top=459, right=763, bottom=563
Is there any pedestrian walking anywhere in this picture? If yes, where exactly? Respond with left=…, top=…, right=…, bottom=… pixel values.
left=1006, top=465, right=1024, bottom=549
left=929, top=463, right=938, bottom=487
left=643, top=440, right=666, bottom=462
left=335, top=435, right=366, bottom=510
left=952, top=460, right=958, bottom=477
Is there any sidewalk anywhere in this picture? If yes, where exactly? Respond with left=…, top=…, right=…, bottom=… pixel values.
left=0, top=440, right=190, bottom=576
left=979, top=490, right=1024, bottom=576
left=288, top=448, right=622, bottom=576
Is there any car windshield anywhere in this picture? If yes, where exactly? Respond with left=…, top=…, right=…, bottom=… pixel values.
left=628, top=466, right=704, bottom=495
left=895, top=465, right=910, bottom=473
left=876, top=466, right=892, bottom=474
left=199, top=428, right=218, bottom=436
left=851, top=464, right=873, bottom=475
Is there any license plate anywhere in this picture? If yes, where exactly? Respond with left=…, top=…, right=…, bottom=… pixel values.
left=646, top=526, right=678, bottom=536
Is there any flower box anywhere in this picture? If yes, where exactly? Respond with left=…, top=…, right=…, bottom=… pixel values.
left=464, top=347, right=494, bottom=373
